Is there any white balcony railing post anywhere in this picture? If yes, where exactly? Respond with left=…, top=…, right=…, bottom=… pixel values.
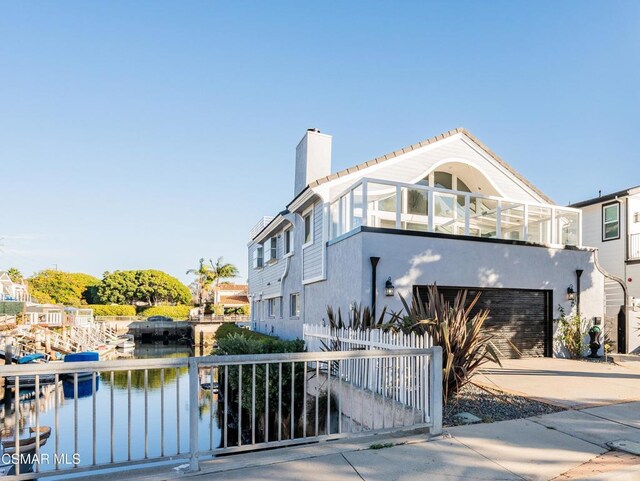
left=188, top=358, right=200, bottom=472
left=464, top=195, right=470, bottom=236
left=362, top=180, right=368, bottom=227
left=427, top=190, right=434, bottom=232
left=396, top=185, right=402, bottom=229
left=429, top=346, right=443, bottom=435
left=496, top=201, right=502, bottom=239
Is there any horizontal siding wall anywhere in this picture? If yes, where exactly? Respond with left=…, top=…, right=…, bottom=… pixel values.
left=581, top=202, right=626, bottom=278
left=248, top=234, right=287, bottom=300
left=303, top=202, right=324, bottom=282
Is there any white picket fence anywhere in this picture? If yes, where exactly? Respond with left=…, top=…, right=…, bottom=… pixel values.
left=303, top=324, right=432, bottom=353
left=303, top=324, right=432, bottom=408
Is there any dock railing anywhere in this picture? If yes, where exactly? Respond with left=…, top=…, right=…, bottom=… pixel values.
left=0, top=347, right=442, bottom=479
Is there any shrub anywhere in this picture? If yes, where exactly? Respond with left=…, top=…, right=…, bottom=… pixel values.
left=555, top=306, right=589, bottom=358
left=222, top=305, right=250, bottom=315
left=215, top=323, right=273, bottom=342
left=387, top=284, right=501, bottom=402
left=212, top=304, right=224, bottom=316
left=139, top=305, right=192, bottom=320
left=87, top=305, right=137, bottom=317
left=215, top=326, right=306, bottom=443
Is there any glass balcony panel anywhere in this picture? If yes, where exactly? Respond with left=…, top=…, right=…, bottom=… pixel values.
left=401, top=187, right=429, bottom=232
left=526, top=206, right=552, bottom=244
left=330, top=201, right=339, bottom=239
left=501, top=202, right=525, bottom=241
left=468, top=197, right=498, bottom=238
left=556, top=209, right=580, bottom=246
left=366, top=182, right=398, bottom=228
left=433, top=191, right=460, bottom=234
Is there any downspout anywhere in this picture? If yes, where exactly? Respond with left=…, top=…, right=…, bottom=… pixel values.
left=279, top=256, right=290, bottom=297
left=576, top=269, right=583, bottom=317
left=370, top=257, right=380, bottom=321
left=592, top=249, right=628, bottom=354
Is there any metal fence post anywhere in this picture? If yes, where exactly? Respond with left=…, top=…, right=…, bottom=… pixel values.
left=429, top=346, right=443, bottom=435
left=188, top=358, right=200, bottom=472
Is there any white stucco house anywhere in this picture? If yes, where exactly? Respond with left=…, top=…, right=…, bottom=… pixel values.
left=248, top=128, right=608, bottom=358
left=572, top=186, right=640, bottom=354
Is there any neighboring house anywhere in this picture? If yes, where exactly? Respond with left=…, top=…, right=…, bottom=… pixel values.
left=248, top=128, right=608, bottom=358
left=0, top=270, right=29, bottom=302
left=572, top=186, right=640, bottom=354
left=211, top=283, right=249, bottom=313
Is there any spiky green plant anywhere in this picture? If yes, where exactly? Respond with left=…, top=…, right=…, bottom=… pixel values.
left=325, top=302, right=387, bottom=331
left=388, top=284, right=501, bottom=401
left=321, top=303, right=387, bottom=375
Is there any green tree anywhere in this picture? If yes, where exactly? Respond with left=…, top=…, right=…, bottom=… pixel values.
left=7, top=267, right=23, bottom=283
left=96, top=270, right=191, bottom=306
left=186, top=258, right=215, bottom=306
left=209, top=257, right=239, bottom=288
left=27, top=270, right=100, bottom=305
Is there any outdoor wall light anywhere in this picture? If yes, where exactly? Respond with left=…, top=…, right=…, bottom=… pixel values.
left=567, top=284, right=575, bottom=303
left=385, top=277, right=395, bottom=297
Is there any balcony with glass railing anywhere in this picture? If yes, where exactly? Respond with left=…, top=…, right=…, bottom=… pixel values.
left=329, top=178, right=582, bottom=247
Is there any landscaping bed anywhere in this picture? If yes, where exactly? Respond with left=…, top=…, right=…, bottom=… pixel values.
left=443, top=382, right=564, bottom=427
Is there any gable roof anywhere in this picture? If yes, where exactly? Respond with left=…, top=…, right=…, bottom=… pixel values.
left=214, top=283, right=248, bottom=292
left=308, top=127, right=554, bottom=204
left=571, top=185, right=640, bottom=208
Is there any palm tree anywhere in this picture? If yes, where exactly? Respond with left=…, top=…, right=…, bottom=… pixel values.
left=186, top=258, right=214, bottom=306
left=209, top=257, right=239, bottom=288
left=7, top=267, right=23, bottom=284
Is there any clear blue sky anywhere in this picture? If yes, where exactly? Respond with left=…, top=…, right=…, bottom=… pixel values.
left=1, top=1, right=638, bottom=284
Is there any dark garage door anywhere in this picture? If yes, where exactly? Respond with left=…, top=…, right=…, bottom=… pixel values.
left=414, top=286, right=552, bottom=358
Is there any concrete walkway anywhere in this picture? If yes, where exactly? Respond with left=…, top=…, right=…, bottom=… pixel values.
left=79, top=401, right=640, bottom=481
left=475, top=358, right=640, bottom=409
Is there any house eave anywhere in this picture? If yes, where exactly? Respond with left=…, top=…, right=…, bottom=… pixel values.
left=328, top=225, right=594, bottom=252
left=571, top=185, right=640, bottom=208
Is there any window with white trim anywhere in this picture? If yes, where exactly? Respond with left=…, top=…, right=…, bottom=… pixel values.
left=284, top=228, right=293, bottom=256
left=252, top=245, right=263, bottom=269
left=264, top=237, right=278, bottom=263
left=267, top=298, right=276, bottom=318
left=603, top=203, right=620, bottom=241
left=303, top=209, right=313, bottom=245
left=290, top=293, right=300, bottom=318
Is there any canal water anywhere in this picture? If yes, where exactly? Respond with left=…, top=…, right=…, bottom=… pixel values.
left=1, top=343, right=222, bottom=477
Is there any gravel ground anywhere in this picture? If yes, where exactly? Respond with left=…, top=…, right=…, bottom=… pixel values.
left=443, top=382, right=564, bottom=427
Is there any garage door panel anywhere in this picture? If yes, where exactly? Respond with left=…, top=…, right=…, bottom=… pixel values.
left=414, top=286, right=550, bottom=358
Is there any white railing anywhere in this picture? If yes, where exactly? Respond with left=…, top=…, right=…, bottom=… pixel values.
left=25, top=311, right=64, bottom=326
left=304, top=325, right=432, bottom=407
left=303, top=324, right=431, bottom=352
left=0, top=348, right=442, bottom=479
left=630, top=233, right=640, bottom=260
left=330, top=178, right=582, bottom=247
left=248, top=216, right=275, bottom=240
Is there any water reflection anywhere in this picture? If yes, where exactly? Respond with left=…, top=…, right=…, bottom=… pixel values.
left=0, top=342, right=222, bottom=477
left=61, top=377, right=100, bottom=399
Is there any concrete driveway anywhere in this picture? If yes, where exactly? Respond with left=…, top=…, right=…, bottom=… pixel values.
left=476, top=357, right=640, bottom=409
